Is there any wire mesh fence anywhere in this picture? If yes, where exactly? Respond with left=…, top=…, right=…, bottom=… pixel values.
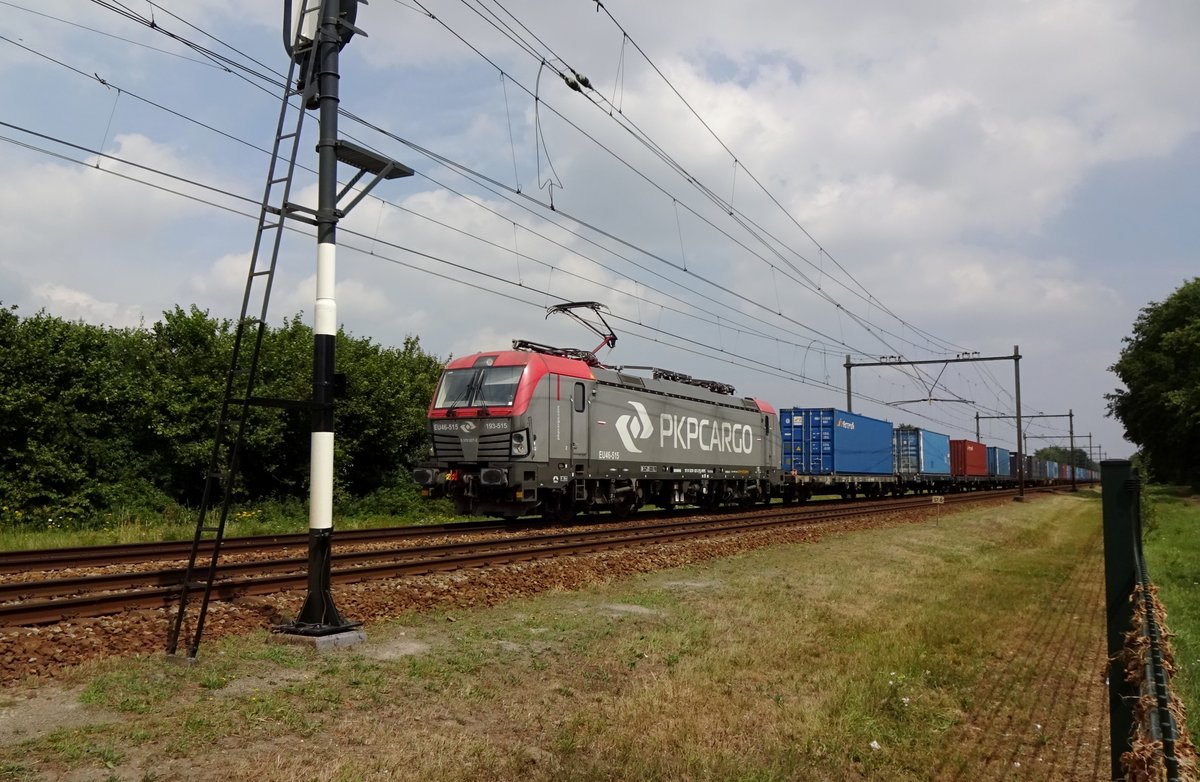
left=1102, top=462, right=1196, bottom=782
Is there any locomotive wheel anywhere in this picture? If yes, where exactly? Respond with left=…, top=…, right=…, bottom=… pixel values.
left=542, top=492, right=576, bottom=524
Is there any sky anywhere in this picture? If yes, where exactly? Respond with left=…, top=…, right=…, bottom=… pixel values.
left=2, top=0, right=1198, bottom=461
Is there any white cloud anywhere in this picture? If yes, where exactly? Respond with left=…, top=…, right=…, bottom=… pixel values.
left=5, top=0, right=1196, bottom=455
left=30, top=283, right=143, bottom=328
left=189, top=252, right=251, bottom=298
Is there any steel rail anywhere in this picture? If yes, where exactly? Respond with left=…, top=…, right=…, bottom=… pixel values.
left=0, top=491, right=1019, bottom=628
left=0, top=489, right=1040, bottom=575
left=0, top=519, right=513, bottom=575
left=1, top=489, right=1028, bottom=604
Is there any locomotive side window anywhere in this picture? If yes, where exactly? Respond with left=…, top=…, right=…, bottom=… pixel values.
left=433, top=365, right=523, bottom=408
left=573, top=382, right=586, bottom=412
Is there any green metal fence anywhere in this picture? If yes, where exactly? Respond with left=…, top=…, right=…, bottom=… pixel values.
left=1101, top=460, right=1184, bottom=781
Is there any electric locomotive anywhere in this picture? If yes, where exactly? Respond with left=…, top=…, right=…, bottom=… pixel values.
left=411, top=304, right=1097, bottom=516
left=412, top=339, right=781, bottom=521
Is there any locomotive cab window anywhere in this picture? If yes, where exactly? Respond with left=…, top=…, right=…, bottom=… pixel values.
left=433, top=365, right=523, bottom=408
left=573, top=382, right=586, bottom=413
left=478, top=366, right=522, bottom=406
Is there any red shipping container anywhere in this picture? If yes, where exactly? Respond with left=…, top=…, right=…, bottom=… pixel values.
left=950, top=439, right=988, bottom=476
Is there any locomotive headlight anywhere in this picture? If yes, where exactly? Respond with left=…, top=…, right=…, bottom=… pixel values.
left=511, top=430, right=529, bottom=457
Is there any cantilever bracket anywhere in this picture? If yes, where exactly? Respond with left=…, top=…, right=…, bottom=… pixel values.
left=332, top=139, right=414, bottom=215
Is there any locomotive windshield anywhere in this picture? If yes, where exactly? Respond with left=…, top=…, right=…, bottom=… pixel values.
left=433, top=365, right=523, bottom=409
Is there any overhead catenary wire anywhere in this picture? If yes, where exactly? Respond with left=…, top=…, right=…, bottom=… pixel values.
left=391, top=0, right=954, bottom=361
left=20, top=0, right=1078, bottom=434
left=86, top=0, right=960, bottom=398
left=0, top=121, right=989, bottom=434
left=0, top=30, right=865, bottom=368
left=443, top=0, right=973, bottom=362
left=64, top=2, right=983, bottom=407
left=382, top=0, right=973, bottom=405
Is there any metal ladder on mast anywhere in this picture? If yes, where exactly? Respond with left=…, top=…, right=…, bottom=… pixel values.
left=166, top=47, right=319, bottom=659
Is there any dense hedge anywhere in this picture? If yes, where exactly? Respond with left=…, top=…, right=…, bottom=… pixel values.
left=0, top=303, right=445, bottom=524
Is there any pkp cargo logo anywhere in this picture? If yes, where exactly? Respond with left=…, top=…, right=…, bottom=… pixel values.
left=615, top=401, right=653, bottom=453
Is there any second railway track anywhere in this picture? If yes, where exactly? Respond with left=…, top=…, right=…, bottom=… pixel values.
left=0, top=490, right=1032, bottom=628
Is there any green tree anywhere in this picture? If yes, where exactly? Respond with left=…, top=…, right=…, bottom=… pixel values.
left=0, top=304, right=170, bottom=520
left=250, top=314, right=444, bottom=502
left=1106, top=278, right=1200, bottom=487
left=141, top=305, right=236, bottom=505
left=334, top=331, right=444, bottom=497
left=0, top=301, right=444, bottom=525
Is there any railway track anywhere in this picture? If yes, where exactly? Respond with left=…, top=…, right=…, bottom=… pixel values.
left=0, top=490, right=1029, bottom=628
left=0, top=518, right=513, bottom=575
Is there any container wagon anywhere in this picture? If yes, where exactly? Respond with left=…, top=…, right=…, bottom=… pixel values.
left=894, top=426, right=951, bottom=494
left=987, top=446, right=1011, bottom=478
left=780, top=408, right=894, bottom=499
left=1011, top=453, right=1036, bottom=483
left=950, top=439, right=988, bottom=479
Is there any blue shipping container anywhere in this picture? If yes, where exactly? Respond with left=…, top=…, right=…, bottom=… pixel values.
left=987, top=446, right=1011, bottom=477
left=780, top=408, right=894, bottom=475
left=894, top=427, right=951, bottom=475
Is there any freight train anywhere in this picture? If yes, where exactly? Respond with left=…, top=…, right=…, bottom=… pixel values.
left=411, top=341, right=1095, bottom=520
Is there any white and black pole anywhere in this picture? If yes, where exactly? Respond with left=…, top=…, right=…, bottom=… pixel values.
left=288, top=0, right=357, bottom=635
left=279, top=0, right=409, bottom=637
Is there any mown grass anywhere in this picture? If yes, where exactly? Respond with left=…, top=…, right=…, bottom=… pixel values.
left=0, top=495, right=1103, bottom=781
left=1141, top=485, right=1200, bottom=719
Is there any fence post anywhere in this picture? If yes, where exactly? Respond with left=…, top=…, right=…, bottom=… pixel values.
left=1101, top=459, right=1138, bottom=780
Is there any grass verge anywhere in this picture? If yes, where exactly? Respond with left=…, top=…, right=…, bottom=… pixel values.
left=0, top=494, right=1106, bottom=781
left=1141, top=486, right=1200, bottom=719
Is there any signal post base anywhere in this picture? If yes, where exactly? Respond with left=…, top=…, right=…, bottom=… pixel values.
left=270, top=626, right=367, bottom=653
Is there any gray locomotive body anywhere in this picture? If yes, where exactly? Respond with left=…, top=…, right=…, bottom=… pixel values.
left=413, top=348, right=781, bottom=520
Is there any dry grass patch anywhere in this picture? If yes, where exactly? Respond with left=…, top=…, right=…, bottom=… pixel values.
left=0, top=495, right=1106, bottom=781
